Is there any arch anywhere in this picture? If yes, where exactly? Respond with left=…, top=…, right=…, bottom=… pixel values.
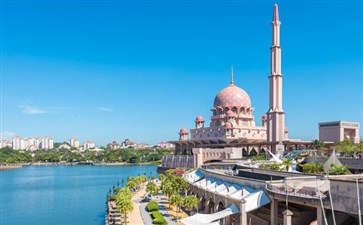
left=232, top=107, right=238, bottom=113
left=242, top=148, right=247, bottom=156
left=249, top=148, right=257, bottom=156
left=207, top=199, right=215, bottom=213
left=204, top=159, right=223, bottom=164
left=216, top=200, right=225, bottom=212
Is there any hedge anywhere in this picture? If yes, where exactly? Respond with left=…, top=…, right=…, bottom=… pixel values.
left=146, top=202, right=159, bottom=212
left=151, top=211, right=167, bottom=225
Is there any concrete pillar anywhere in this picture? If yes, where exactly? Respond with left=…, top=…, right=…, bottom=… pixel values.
left=282, top=209, right=293, bottom=225
left=214, top=204, right=218, bottom=214
left=240, top=199, right=247, bottom=225
left=270, top=199, right=278, bottom=225
left=205, top=200, right=210, bottom=213
left=316, top=206, right=324, bottom=225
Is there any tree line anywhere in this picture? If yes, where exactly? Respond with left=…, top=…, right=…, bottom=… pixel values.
left=0, top=146, right=173, bottom=164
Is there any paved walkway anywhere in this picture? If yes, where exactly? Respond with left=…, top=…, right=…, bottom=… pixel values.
left=128, top=184, right=148, bottom=225
left=159, top=197, right=177, bottom=225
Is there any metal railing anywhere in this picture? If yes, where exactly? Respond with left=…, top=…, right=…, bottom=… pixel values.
left=266, top=183, right=326, bottom=199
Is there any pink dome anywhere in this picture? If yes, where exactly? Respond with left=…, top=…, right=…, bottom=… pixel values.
left=262, top=114, right=267, bottom=120
left=179, top=128, right=188, bottom=134
left=224, top=122, right=232, bottom=128
left=214, top=84, right=251, bottom=108
left=226, top=110, right=235, bottom=117
left=195, top=115, right=204, bottom=122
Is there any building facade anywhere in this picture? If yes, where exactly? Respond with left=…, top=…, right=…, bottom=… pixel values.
left=69, top=138, right=80, bottom=148
left=9, top=136, right=54, bottom=150
left=319, top=121, right=360, bottom=144
left=83, top=141, right=95, bottom=149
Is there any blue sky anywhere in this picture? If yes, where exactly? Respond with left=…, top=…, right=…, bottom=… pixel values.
left=1, top=0, right=362, bottom=145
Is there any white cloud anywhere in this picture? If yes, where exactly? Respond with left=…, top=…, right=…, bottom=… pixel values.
left=17, top=104, right=47, bottom=114
left=0, top=131, right=16, bottom=140
left=98, top=107, right=113, bottom=112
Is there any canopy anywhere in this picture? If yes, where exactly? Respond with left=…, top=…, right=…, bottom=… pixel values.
left=185, top=170, right=271, bottom=213
left=180, top=204, right=239, bottom=225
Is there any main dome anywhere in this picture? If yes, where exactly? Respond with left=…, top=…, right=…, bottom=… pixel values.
left=214, top=84, right=251, bottom=108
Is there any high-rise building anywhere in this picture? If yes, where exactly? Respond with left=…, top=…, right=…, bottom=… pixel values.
left=69, top=138, right=80, bottom=148
left=83, top=141, right=95, bottom=149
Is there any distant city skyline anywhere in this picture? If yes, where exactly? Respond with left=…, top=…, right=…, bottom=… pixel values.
left=1, top=1, right=362, bottom=145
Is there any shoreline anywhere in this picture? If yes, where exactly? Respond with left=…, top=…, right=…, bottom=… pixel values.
left=0, top=165, right=23, bottom=170
left=0, top=162, right=160, bottom=168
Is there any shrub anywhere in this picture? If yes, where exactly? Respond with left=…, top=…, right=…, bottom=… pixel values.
left=151, top=211, right=166, bottom=224
left=153, top=218, right=166, bottom=224
left=146, top=201, right=159, bottom=212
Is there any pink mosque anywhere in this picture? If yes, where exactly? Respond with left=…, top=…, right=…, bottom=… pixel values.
left=163, top=5, right=319, bottom=169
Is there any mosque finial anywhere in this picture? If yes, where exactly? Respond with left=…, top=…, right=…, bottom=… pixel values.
left=230, top=65, right=234, bottom=85
left=273, top=3, right=279, bottom=22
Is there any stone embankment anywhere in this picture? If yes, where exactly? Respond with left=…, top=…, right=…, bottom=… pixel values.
left=0, top=164, right=22, bottom=170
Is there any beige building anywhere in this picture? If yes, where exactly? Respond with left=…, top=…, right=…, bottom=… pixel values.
left=319, top=121, right=360, bottom=144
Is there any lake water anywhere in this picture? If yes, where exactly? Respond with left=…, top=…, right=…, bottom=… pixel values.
left=0, top=165, right=158, bottom=225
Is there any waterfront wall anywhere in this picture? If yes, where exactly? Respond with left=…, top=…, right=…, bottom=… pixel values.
left=161, top=155, right=194, bottom=168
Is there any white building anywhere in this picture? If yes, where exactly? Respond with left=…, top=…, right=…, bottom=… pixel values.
left=0, top=140, right=12, bottom=148
left=158, top=142, right=175, bottom=149
left=10, top=136, right=54, bottom=150
left=69, top=138, right=80, bottom=148
left=83, top=141, right=95, bottom=149
left=12, top=137, right=27, bottom=150
left=40, top=137, right=54, bottom=149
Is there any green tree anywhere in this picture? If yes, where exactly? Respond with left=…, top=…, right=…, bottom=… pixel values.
left=282, top=159, right=292, bottom=171
left=170, top=194, right=183, bottom=221
left=146, top=181, right=159, bottom=197
left=116, top=188, right=133, bottom=225
left=336, top=139, right=355, bottom=155
left=158, top=174, right=166, bottom=182
left=302, top=162, right=324, bottom=174
left=182, top=195, right=199, bottom=212
left=328, top=165, right=351, bottom=175
left=126, top=180, right=137, bottom=191
left=311, top=139, right=325, bottom=150
left=162, top=182, right=175, bottom=209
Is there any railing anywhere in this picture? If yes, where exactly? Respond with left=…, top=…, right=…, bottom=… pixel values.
left=266, top=183, right=326, bottom=199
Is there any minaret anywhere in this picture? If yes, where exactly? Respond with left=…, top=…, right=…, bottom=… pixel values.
left=267, top=4, right=286, bottom=146
left=230, top=65, right=234, bottom=85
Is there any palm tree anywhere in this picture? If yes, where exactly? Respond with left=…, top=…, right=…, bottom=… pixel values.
left=182, top=195, right=199, bottom=212
left=170, top=194, right=183, bottom=212
left=126, top=180, right=137, bottom=191
left=282, top=159, right=292, bottom=171
left=116, top=196, right=133, bottom=225
left=170, top=194, right=183, bottom=222
left=158, top=174, right=166, bottom=182
left=163, top=182, right=175, bottom=209
left=146, top=181, right=158, bottom=197
left=115, top=188, right=133, bottom=225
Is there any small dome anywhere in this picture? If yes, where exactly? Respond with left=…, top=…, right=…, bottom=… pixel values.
left=195, top=115, right=204, bottom=122
left=214, top=84, right=251, bottom=109
left=224, top=122, right=232, bottom=128
left=262, top=114, right=267, bottom=121
left=226, top=110, right=235, bottom=117
left=179, top=128, right=188, bottom=134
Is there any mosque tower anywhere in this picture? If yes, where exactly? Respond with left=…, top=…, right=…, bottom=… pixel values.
left=267, top=4, right=286, bottom=146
